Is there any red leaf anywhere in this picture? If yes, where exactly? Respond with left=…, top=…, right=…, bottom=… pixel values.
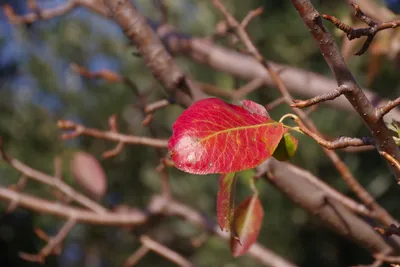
left=168, top=98, right=284, bottom=174
left=230, top=195, right=264, bottom=257
left=217, top=173, right=237, bottom=231
left=70, top=151, right=107, bottom=199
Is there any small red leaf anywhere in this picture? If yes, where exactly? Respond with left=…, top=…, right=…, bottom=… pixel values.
left=230, top=195, right=264, bottom=257
left=217, top=172, right=237, bottom=231
left=169, top=98, right=284, bottom=174
left=70, top=151, right=107, bottom=199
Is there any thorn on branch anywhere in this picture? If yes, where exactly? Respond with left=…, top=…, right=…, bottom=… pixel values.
left=322, top=2, right=400, bottom=55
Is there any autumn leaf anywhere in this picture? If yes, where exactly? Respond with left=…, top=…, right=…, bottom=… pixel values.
left=168, top=98, right=284, bottom=174
left=70, top=151, right=107, bottom=199
left=272, top=131, right=298, bottom=161
left=217, top=172, right=237, bottom=232
left=230, top=195, right=264, bottom=257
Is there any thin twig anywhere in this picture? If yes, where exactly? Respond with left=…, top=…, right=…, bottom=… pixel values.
left=380, top=152, right=400, bottom=181
left=323, top=3, right=400, bottom=55
left=232, top=78, right=265, bottom=100
left=292, top=117, right=376, bottom=149
left=292, top=85, right=350, bottom=108
left=144, top=99, right=170, bottom=113
left=57, top=120, right=168, bottom=148
left=20, top=218, right=77, bottom=263
left=240, top=7, right=263, bottom=29
left=376, top=97, right=400, bottom=119
left=0, top=137, right=106, bottom=213
left=140, top=235, right=194, bottom=267
left=123, top=245, right=150, bottom=267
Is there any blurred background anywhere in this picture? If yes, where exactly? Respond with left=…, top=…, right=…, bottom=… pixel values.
left=1, top=0, right=400, bottom=266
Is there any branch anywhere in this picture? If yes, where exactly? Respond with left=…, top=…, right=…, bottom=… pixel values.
left=211, top=2, right=400, bottom=254
left=0, top=187, right=147, bottom=225
left=139, top=235, right=194, bottom=267
left=0, top=185, right=295, bottom=267
left=0, top=137, right=106, bottom=213
left=292, top=85, right=351, bottom=108
left=5, top=0, right=400, bottom=121
left=123, top=246, right=150, bottom=267
left=290, top=0, right=400, bottom=182
left=19, top=218, right=77, bottom=263
left=57, top=120, right=168, bottom=148
left=376, top=97, right=400, bottom=119
left=2, top=0, right=110, bottom=23
left=323, top=3, right=400, bottom=55
left=286, top=115, right=376, bottom=149
left=257, top=159, right=393, bottom=256
left=101, top=0, right=206, bottom=107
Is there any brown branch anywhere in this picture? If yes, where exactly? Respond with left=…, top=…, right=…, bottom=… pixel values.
left=291, top=116, right=376, bottom=149
left=255, top=161, right=372, bottom=217
left=376, top=97, right=400, bottom=119
left=265, top=97, right=286, bottom=111
left=323, top=3, right=400, bottom=55
left=232, top=78, right=265, bottom=100
left=290, top=0, right=400, bottom=182
left=139, top=235, right=194, bottom=267
left=144, top=99, right=170, bottom=113
left=292, top=85, right=351, bottom=108
left=0, top=137, right=106, bottom=213
left=380, top=152, right=400, bottom=180
left=2, top=0, right=110, bottom=23
left=0, top=186, right=294, bottom=267
left=101, top=114, right=125, bottom=158
left=212, top=1, right=399, bottom=253
left=6, top=0, right=400, bottom=122
left=57, top=120, right=168, bottom=148
left=102, top=0, right=206, bottom=107
left=123, top=245, right=150, bottom=267
left=240, top=7, right=263, bottom=29
left=256, top=159, right=393, bottom=256
left=19, top=218, right=77, bottom=263
left=0, top=187, right=147, bottom=225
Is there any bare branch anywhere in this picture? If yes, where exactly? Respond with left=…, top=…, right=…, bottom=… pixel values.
left=123, top=245, right=150, bottom=267
left=144, top=99, right=170, bottom=113
left=292, top=85, right=351, bottom=108
left=0, top=187, right=147, bottom=225
left=102, top=0, right=206, bottom=107
left=376, top=97, right=400, bottom=119
left=290, top=0, right=400, bottom=182
left=323, top=3, right=400, bottom=55
left=57, top=120, right=168, bottom=148
left=19, top=219, right=77, bottom=263
left=140, top=235, right=194, bottom=267
left=0, top=137, right=106, bottom=213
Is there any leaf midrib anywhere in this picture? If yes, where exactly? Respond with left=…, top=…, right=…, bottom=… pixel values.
left=199, top=121, right=279, bottom=143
